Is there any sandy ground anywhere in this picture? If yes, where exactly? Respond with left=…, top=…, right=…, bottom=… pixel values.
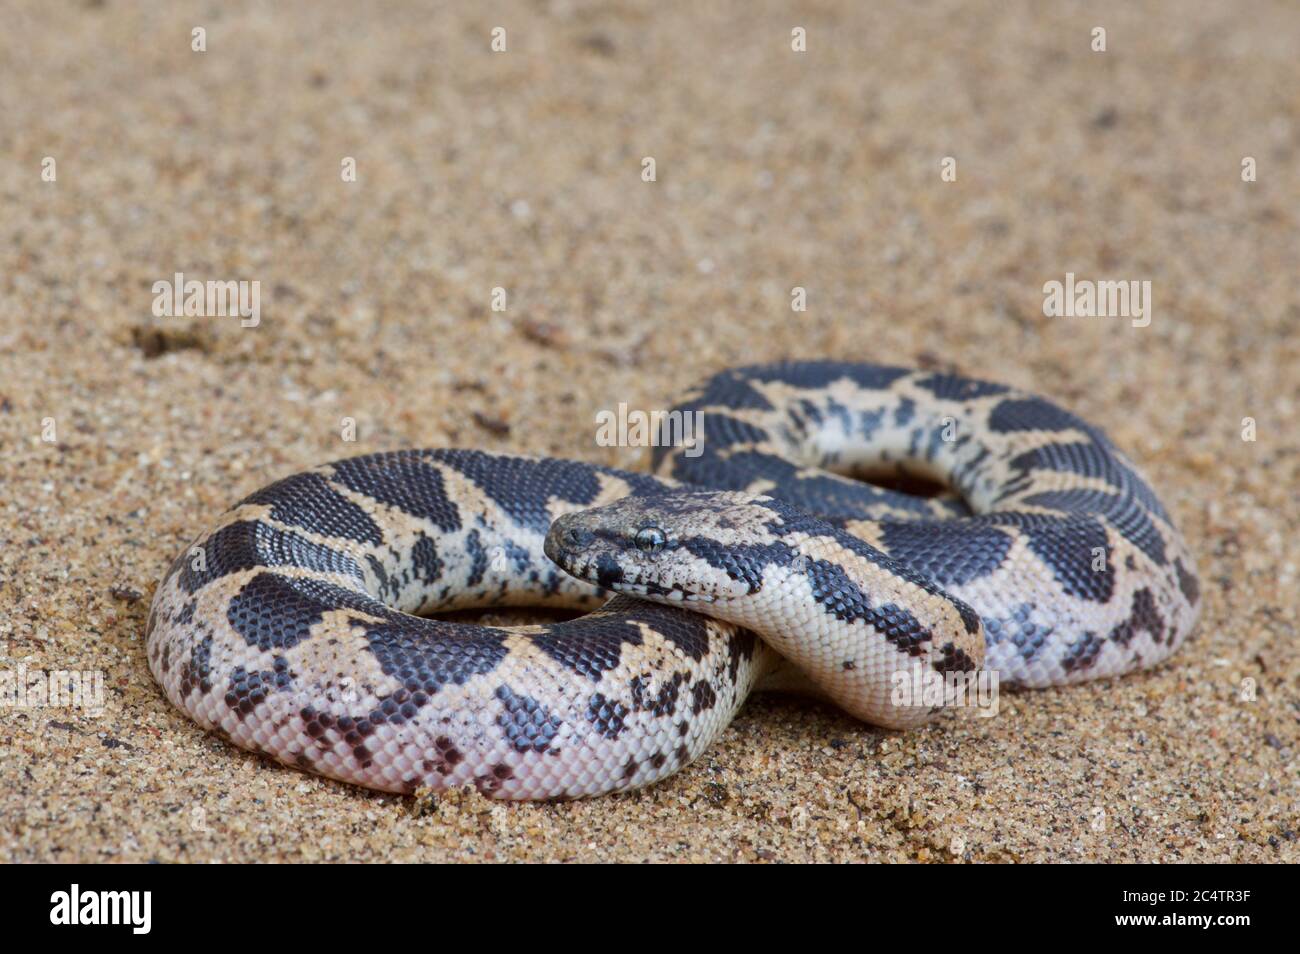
left=0, top=0, right=1296, bottom=863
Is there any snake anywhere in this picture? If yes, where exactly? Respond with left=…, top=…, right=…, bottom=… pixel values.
left=146, top=361, right=1200, bottom=799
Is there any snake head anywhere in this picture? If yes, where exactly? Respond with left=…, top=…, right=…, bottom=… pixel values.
left=544, top=490, right=782, bottom=605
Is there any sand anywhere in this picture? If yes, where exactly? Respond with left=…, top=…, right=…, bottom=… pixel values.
left=0, top=0, right=1296, bottom=863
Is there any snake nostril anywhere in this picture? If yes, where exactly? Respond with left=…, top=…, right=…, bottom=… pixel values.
left=565, top=526, right=593, bottom=549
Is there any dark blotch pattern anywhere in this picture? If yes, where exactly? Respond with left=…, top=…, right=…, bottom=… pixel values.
left=227, top=570, right=514, bottom=697
left=172, top=600, right=195, bottom=627
left=935, top=642, right=979, bottom=673
left=690, top=679, right=717, bottom=714
left=981, top=512, right=1116, bottom=603
left=361, top=619, right=510, bottom=697
left=678, top=369, right=776, bottom=414
left=1108, top=587, right=1165, bottom=646
left=655, top=361, right=911, bottom=485
left=420, top=735, right=464, bottom=775
left=1008, top=441, right=1169, bottom=525
left=180, top=520, right=363, bottom=595
left=411, top=534, right=442, bottom=585
left=439, top=448, right=671, bottom=533
left=179, top=634, right=213, bottom=697
left=630, top=671, right=685, bottom=717
left=893, top=396, right=916, bottom=426
left=225, top=656, right=294, bottom=718
left=803, top=558, right=875, bottom=622
left=363, top=687, right=425, bottom=729
left=1022, top=488, right=1166, bottom=567
left=243, top=471, right=382, bottom=545
left=684, top=507, right=980, bottom=650
left=474, top=762, right=515, bottom=795
left=495, top=684, right=563, bottom=753
left=863, top=602, right=935, bottom=657
left=679, top=535, right=794, bottom=593
left=984, top=603, right=1053, bottom=662
left=227, top=573, right=334, bottom=651
left=331, top=452, right=462, bottom=532
left=464, top=529, right=488, bottom=587
left=990, top=396, right=1172, bottom=577
left=532, top=614, right=644, bottom=680
left=594, top=552, right=624, bottom=589
left=743, top=360, right=912, bottom=392
left=646, top=608, right=713, bottom=661
left=764, top=500, right=982, bottom=634
left=988, top=397, right=1105, bottom=440
left=914, top=373, right=1010, bottom=401
left=726, top=629, right=758, bottom=683
left=880, top=521, right=1013, bottom=586
left=1061, top=631, right=1105, bottom=673
left=172, top=522, right=266, bottom=594
left=653, top=415, right=771, bottom=484
left=587, top=693, right=630, bottom=740
left=671, top=448, right=938, bottom=521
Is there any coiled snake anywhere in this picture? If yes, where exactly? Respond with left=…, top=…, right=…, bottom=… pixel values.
left=146, top=362, right=1200, bottom=798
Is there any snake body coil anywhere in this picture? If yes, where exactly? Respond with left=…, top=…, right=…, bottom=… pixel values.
left=146, top=362, right=1200, bottom=798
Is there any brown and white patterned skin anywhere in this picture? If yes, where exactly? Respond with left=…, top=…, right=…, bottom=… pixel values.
left=146, top=362, right=1200, bottom=799
left=647, top=363, right=1200, bottom=689
left=546, top=492, right=984, bottom=729
left=146, top=451, right=776, bottom=798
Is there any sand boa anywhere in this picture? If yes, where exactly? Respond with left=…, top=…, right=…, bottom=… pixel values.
left=146, top=362, right=1199, bottom=798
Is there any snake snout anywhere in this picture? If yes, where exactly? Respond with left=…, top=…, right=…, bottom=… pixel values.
left=543, top=514, right=595, bottom=567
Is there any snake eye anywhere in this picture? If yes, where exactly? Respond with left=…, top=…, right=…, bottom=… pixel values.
left=633, top=526, right=667, bottom=553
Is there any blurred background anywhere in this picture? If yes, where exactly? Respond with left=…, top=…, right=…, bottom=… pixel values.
left=1, top=1, right=1295, bottom=862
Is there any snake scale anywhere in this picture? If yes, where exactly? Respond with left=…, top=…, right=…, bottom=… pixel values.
left=146, top=362, right=1200, bottom=799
